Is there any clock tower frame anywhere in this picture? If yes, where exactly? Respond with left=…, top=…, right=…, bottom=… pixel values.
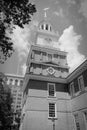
left=20, top=19, right=72, bottom=130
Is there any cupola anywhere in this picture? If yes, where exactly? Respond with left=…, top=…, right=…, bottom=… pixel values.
left=38, top=20, right=53, bottom=32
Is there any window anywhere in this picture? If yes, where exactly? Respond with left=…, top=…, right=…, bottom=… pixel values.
left=48, top=54, right=52, bottom=61
left=54, top=54, right=58, bottom=58
left=84, top=111, right=87, bottom=122
left=18, top=93, right=22, bottom=97
left=20, top=80, right=23, bottom=86
left=78, top=75, right=84, bottom=91
left=15, top=79, right=18, bottom=86
left=17, top=101, right=21, bottom=104
left=70, top=82, right=74, bottom=96
left=9, top=79, right=13, bottom=85
left=46, top=24, right=48, bottom=30
left=31, top=51, right=34, bottom=59
left=49, top=103, right=56, bottom=118
left=13, top=93, right=17, bottom=96
left=50, top=26, right=52, bottom=31
left=41, top=24, right=44, bottom=29
left=48, top=83, right=55, bottom=97
left=17, top=97, right=22, bottom=100
left=74, top=114, right=80, bottom=130
left=13, top=90, right=17, bottom=93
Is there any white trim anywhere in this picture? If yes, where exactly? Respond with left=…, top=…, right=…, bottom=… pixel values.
left=74, top=91, right=81, bottom=96
left=67, top=59, right=87, bottom=82
left=70, top=82, right=74, bottom=97
left=27, top=74, right=67, bottom=83
left=85, top=87, right=87, bottom=91
left=22, top=73, right=67, bottom=92
left=5, top=73, right=24, bottom=79
left=83, top=111, right=87, bottom=130
left=48, top=102, right=57, bottom=119
left=78, top=75, right=85, bottom=91
left=74, top=113, right=80, bottom=130
left=30, top=60, right=69, bottom=69
left=31, top=44, right=67, bottom=56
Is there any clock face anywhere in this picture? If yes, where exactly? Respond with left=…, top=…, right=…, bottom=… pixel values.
left=36, top=36, right=59, bottom=48
left=47, top=67, right=55, bottom=75
left=44, top=38, right=52, bottom=44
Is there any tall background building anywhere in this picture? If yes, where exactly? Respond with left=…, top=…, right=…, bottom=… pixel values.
left=5, top=74, right=24, bottom=114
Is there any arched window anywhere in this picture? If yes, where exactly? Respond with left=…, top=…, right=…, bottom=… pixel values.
left=10, top=79, right=13, bottom=85
left=15, top=79, right=18, bottom=86
left=46, top=24, right=48, bottom=30
left=50, top=26, right=52, bottom=31
left=41, top=24, right=44, bottom=30
left=20, top=80, right=23, bottom=86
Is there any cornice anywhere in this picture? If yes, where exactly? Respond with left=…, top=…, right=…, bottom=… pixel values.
left=31, top=44, right=67, bottom=56
left=37, top=29, right=59, bottom=39
left=22, top=73, right=67, bottom=92
left=67, top=59, right=87, bottom=82
left=5, top=73, right=24, bottom=79
left=30, top=60, right=69, bottom=69
left=26, top=73, right=67, bottom=83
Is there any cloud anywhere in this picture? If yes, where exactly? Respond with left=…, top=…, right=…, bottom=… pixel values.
left=58, top=25, right=86, bottom=72
left=10, top=21, right=38, bottom=75
left=66, top=0, right=76, bottom=5
left=79, top=1, right=87, bottom=18
left=21, top=63, right=27, bottom=76
left=9, top=20, right=85, bottom=75
left=54, top=8, right=64, bottom=17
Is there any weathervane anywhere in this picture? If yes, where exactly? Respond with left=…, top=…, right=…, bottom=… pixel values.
left=43, top=7, right=49, bottom=18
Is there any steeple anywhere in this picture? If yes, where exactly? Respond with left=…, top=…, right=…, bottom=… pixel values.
left=38, top=8, right=53, bottom=32
left=43, top=7, right=49, bottom=19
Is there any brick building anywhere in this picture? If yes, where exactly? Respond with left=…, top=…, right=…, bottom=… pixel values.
left=19, top=19, right=87, bottom=130
left=6, top=74, right=24, bottom=113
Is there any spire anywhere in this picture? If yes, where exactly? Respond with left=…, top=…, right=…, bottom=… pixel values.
left=43, top=7, right=49, bottom=19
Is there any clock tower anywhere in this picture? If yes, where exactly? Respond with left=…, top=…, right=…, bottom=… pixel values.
left=25, top=19, right=69, bottom=78
left=36, top=19, right=59, bottom=49
left=20, top=19, right=71, bottom=130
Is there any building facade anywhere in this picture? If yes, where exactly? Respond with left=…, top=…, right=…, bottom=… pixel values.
left=20, top=19, right=73, bottom=130
left=19, top=19, right=87, bottom=130
left=67, top=60, right=87, bottom=130
left=6, top=74, right=24, bottom=113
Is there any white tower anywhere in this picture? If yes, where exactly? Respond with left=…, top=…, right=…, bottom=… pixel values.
left=20, top=17, right=70, bottom=130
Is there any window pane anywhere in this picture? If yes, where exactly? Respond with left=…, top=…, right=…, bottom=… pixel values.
left=74, top=114, right=80, bottom=130
left=84, top=111, right=87, bottom=122
left=78, top=76, right=84, bottom=91
left=48, top=84, right=55, bottom=97
left=70, top=82, right=74, bottom=96
left=15, top=79, right=18, bottom=86
left=49, top=103, right=55, bottom=117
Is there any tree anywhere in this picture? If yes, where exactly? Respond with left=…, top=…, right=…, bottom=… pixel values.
left=14, top=110, right=21, bottom=130
left=0, top=72, right=14, bottom=130
left=0, top=0, right=36, bottom=63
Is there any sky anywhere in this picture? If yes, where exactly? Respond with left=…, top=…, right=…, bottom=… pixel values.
left=0, top=0, right=87, bottom=76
